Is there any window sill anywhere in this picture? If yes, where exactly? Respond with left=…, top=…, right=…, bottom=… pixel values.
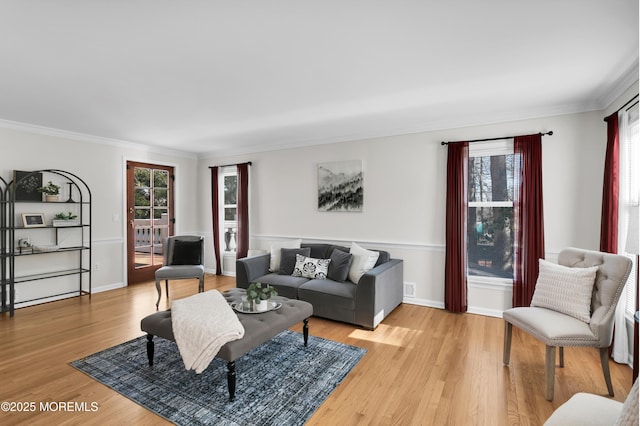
left=467, top=275, right=513, bottom=291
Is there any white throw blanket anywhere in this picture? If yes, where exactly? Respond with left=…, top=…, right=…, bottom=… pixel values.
left=171, top=290, right=245, bottom=374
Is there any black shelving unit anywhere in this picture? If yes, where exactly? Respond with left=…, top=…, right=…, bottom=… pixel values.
left=1, top=169, right=91, bottom=317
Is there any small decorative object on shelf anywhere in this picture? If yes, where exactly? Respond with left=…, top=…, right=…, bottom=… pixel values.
left=66, top=182, right=74, bottom=203
left=21, top=213, right=46, bottom=228
left=246, top=282, right=278, bottom=312
left=52, top=211, right=79, bottom=227
left=33, top=244, right=59, bottom=253
left=36, top=181, right=61, bottom=202
left=17, top=238, right=32, bottom=255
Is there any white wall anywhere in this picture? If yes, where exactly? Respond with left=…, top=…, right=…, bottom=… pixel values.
left=2, top=79, right=637, bottom=316
left=0, top=125, right=199, bottom=305
left=198, top=108, right=616, bottom=316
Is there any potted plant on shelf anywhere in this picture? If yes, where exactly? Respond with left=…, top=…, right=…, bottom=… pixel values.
left=52, top=211, right=79, bottom=227
left=246, top=282, right=278, bottom=312
left=37, top=181, right=61, bottom=202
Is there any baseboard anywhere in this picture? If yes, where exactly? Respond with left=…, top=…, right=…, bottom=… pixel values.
left=92, top=282, right=126, bottom=293
left=402, top=297, right=444, bottom=310
left=466, top=306, right=504, bottom=318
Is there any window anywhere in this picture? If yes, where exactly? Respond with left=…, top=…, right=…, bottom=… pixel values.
left=222, top=167, right=238, bottom=253
left=467, top=140, right=515, bottom=279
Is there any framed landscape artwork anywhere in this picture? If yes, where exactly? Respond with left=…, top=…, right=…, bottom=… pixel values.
left=317, top=160, right=363, bottom=212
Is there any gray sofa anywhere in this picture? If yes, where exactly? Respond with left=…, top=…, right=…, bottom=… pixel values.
left=236, top=243, right=404, bottom=329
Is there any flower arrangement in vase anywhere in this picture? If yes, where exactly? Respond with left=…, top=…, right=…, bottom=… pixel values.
left=37, top=181, right=61, bottom=202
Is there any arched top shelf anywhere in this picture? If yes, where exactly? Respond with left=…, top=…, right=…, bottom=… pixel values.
left=5, top=169, right=91, bottom=204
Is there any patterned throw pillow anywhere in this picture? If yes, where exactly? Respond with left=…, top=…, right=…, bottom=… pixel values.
left=292, top=254, right=331, bottom=279
left=530, top=259, right=598, bottom=323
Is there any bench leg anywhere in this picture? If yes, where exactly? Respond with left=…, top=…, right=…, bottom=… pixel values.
left=303, top=318, right=309, bottom=347
left=146, top=334, right=155, bottom=367
left=227, top=361, right=236, bottom=401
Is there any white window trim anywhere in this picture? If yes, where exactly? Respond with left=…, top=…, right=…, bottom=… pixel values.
left=467, top=139, right=515, bottom=283
left=220, top=166, right=238, bottom=258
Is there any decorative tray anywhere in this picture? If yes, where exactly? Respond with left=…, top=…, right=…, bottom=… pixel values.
left=231, top=301, right=282, bottom=314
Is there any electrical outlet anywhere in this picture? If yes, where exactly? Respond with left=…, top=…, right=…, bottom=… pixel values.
left=94, top=262, right=101, bottom=271
left=404, top=282, right=416, bottom=298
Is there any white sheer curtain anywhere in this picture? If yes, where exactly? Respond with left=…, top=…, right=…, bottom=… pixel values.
left=612, top=103, right=639, bottom=364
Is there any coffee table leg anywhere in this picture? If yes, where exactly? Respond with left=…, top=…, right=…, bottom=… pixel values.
left=146, top=334, right=154, bottom=367
left=303, top=318, right=309, bottom=347
left=227, top=361, right=236, bottom=401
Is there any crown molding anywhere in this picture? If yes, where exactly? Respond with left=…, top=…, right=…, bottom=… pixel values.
left=197, top=100, right=600, bottom=159
left=595, top=59, right=640, bottom=110
left=0, top=118, right=198, bottom=160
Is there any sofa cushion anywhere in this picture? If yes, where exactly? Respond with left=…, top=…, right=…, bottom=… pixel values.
left=292, top=255, right=331, bottom=279
left=254, top=273, right=308, bottom=299
left=269, top=239, right=302, bottom=272
left=530, top=259, right=598, bottom=323
left=298, top=279, right=357, bottom=310
left=327, top=249, right=353, bottom=282
left=374, top=250, right=390, bottom=266
left=349, top=242, right=380, bottom=283
left=302, top=243, right=334, bottom=259
left=279, top=247, right=311, bottom=275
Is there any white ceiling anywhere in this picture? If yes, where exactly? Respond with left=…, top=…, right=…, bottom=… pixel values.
left=0, top=1, right=638, bottom=157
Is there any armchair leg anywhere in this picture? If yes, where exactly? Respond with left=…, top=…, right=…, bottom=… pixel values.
left=155, top=279, right=162, bottom=309
left=198, top=276, right=204, bottom=293
left=165, top=280, right=169, bottom=298
left=599, top=347, right=614, bottom=396
left=559, top=347, right=564, bottom=368
left=545, top=345, right=556, bottom=401
left=503, top=321, right=513, bottom=365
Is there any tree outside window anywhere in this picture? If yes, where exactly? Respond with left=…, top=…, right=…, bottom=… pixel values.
left=467, top=145, right=515, bottom=279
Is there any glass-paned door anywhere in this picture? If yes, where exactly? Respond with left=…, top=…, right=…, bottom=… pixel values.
left=126, top=161, right=174, bottom=284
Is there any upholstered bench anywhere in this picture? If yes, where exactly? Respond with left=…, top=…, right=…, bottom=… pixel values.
left=140, top=288, right=313, bottom=401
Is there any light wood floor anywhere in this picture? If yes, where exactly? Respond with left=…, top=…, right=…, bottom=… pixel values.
left=0, top=275, right=633, bottom=425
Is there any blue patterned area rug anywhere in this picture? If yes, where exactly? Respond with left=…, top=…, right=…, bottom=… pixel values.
left=71, top=330, right=366, bottom=425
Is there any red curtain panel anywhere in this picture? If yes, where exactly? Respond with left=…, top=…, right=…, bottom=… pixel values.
left=513, top=134, right=545, bottom=307
left=211, top=167, right=222, bottom=275
left=600, top=112, right=620, bottom=254
left=444, top=142, right=469, bottom=313
left=236, top=163, right=250, bottom=259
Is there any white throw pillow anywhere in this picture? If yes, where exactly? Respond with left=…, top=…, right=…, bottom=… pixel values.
left=530, top=259, right=598, bottom=323
left=292, top=254, right=331, bottom=279
left=348, top=242, right=380, bottom=284
left=269, top=239, right=302, bottom=272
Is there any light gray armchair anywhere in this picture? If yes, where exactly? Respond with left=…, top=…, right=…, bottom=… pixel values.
left=503, top=247, right=632, bottom=401
left=545, top=379, right=638, bottom=425
left=155, top=235, right=205, bottom=308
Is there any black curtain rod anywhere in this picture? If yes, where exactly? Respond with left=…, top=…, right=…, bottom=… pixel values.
left=440, top=131, right=553, bottom=146
left=208, top=161, right=252, bottom=169
left=604, top=94, right=639, bottom=121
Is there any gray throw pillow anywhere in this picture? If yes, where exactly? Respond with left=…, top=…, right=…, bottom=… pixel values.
left=327, top=249, right=353, bottom=282
left=279, top=247, right=311, bottom=275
